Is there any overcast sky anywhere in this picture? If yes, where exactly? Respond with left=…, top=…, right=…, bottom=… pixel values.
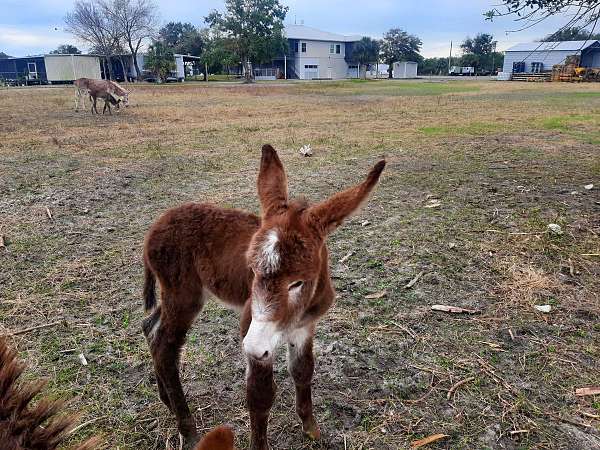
left=0, top=0, right=573, bottom=57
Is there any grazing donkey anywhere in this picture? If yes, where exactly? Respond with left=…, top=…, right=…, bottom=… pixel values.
left=142, top=145, right=385, bottom=449
left=74, top=78, right=130, bottom=114
left=91, top=91, right=121, bottom=116
left=0, top=338, right=98, bottom=449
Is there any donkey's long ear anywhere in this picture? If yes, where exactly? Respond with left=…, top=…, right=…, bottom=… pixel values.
left=258, top=144, right=288, bottom=218
left=308, top=160, right=386, bottom=234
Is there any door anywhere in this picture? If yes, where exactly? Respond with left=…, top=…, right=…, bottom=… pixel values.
left=327, top=67, right=332, bottom=79
left=304, top=64, right=318, bottom=80
left=27, top=62, right=38, bottom=80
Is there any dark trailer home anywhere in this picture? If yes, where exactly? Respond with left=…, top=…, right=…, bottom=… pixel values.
left=0, top=56, right=47, bottom=85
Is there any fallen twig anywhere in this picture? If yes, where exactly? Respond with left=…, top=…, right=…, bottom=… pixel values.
left=509, top=429, right=530, bottom=436
left=6, top=320, right=63, bottom=336
left=339, top=251, right=354, bottom=264
left=405, top=385, right=437, bottom=405
left=575, top=387, right=600, bottom=396
left=0, top=234, right=4, bottom=248
left=45, top=206, right=53, bottom=220
left=390, top=321, right=417, bottom=339
left=405, top=271, right=424, bottom=289
left=410, top=434, right=448, bottom=448
left=68, top=415, right=106, bottom=435
left=365, top=290, right=387, bottom=299
left=431, top=305, right=477, bottom=314
left=484, top=229, right=544, bottom=235
left=447, top=376, right=476, bottom=400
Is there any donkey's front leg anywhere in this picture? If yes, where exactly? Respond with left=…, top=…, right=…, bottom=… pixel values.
left=287, top=326, right=320, bottom=440
left=246, top=357, right=276, bottom=450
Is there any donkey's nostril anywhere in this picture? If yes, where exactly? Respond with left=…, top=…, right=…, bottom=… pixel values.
left=262, top=351, right=269, bottom=359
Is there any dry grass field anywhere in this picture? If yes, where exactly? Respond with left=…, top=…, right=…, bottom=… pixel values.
left=0, top=79, right=599, bottom=449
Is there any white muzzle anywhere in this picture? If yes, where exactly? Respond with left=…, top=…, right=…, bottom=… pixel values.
left=243, top=319, right=282, bottom=361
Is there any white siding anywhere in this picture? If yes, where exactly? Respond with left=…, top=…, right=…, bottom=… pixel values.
left=45, top=55, right=101, bottom=81
left=393, top=62, right=418, bottom=79
left=502, top=50, right=577, bottom=73
left=292, top=40, right=348, bottom=79
left=175, top=55, right=185, bottom=79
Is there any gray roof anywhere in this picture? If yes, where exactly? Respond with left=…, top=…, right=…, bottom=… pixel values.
left=506, top=40, right=600, bottom=52
left=284, top=25, right=361, bottom=43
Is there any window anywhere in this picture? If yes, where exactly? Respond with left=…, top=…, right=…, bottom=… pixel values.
left=301, top=42, right=307, bottom=53
left=330, top=44, right=335, bottom=54
left=294, top=42, right=299, bottom=53
left=304, top=65, right=318, bottom=69
left=336, top=44, right=341, bottom=54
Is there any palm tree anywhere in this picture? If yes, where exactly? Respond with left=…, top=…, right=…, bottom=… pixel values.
left=351, top=37, right=380, bottom=79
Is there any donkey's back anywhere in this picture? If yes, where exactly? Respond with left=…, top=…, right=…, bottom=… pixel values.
left=143, top=203, right=259, bottom=312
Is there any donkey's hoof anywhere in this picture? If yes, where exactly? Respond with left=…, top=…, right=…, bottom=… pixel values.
left=302, top=419, right=321, bottom=440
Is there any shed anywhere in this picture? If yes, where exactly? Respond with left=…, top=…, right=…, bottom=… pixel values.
left=393, top=61, right=418, bottom=79
left=44, top=54, right=102, bottom=83
left=503, top=40, right=600, bottom=73
left=174, top=54, right=202, bottom=80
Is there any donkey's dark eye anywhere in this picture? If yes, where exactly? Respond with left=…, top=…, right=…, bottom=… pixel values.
left=288, top=281, right=304, bottom=291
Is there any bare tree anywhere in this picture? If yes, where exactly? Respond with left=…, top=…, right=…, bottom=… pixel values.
left=101, top=0, right=158, bottom=80
left=65, top=0, right=123, bottom=80
left=486, top=1, right=600, bottom=35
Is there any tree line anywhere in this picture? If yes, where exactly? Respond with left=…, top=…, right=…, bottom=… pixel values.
left=48, top=0, right=599, bottom=82
left=61, top=0, right=289, bottom=82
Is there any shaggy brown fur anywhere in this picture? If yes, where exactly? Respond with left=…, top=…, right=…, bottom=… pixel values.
left=142, top=144, right=385, bottom=449
left=0, top=338, right=97, bottom=450
left=193, top=425, right=235, bottom=450
left=74, top=78, right=129, bottom=115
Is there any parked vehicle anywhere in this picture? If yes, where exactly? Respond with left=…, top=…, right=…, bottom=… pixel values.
left=449, top=66, right=475, bottom=76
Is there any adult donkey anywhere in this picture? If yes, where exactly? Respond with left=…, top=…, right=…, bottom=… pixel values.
left=74, top=78, right=129, bottom=113
left=142, top=145, right=385, bottom=449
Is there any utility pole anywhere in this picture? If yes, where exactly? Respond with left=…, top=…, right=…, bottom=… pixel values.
left=448, top=41, right=453, bottom=74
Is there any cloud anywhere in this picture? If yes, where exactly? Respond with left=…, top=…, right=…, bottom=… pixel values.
left=0, top=26, right=75, bottom=55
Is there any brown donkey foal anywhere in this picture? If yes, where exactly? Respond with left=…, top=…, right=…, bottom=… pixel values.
left=142, top=145, right=385, bottom=449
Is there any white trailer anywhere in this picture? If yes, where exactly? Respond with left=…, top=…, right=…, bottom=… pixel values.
left=44, top=54, right=102, bottom=83
left=392, top=61, right=418, bottom=79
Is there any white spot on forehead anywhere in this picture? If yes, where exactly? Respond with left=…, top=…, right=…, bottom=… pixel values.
left=257, top=229, right=280, bottom=274
left=251, top=293, right=271, bottom=320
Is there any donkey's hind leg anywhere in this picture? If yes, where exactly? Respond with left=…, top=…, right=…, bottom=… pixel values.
left=145, top=285, right=204, bottom=447
left=142, top=306, right=171, bottom=409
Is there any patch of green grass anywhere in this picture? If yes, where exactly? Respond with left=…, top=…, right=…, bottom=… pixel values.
left=542, top=114, right=596, bottom=131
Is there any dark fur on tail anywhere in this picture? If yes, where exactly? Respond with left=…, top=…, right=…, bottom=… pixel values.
left=143, top=264, right=156, bottom=312
left=0, top=338, right=98, bottom=450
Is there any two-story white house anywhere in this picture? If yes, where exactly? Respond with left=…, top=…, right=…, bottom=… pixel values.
left=283, top=25, right=362, bottom=79
left=253, top=25, right=362, bottom=80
